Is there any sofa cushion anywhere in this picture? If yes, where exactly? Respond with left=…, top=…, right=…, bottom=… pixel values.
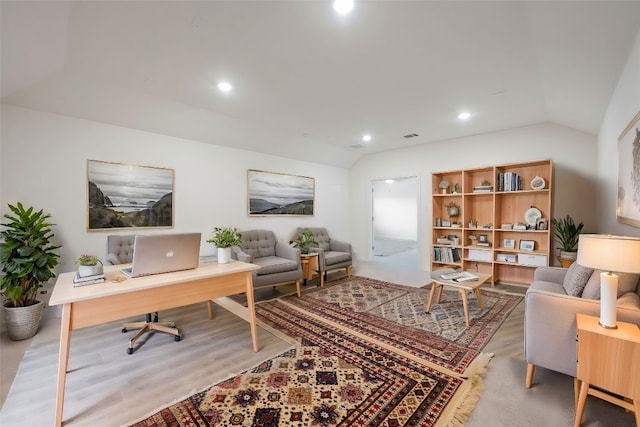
left=618, top=292, right=640, bottom=310
left=582, top=270, right=640, bottom=300
left=562, top=263, right=593, bottom=297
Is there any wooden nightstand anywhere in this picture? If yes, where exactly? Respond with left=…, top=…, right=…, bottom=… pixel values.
left=574, top=313, right=640, bottom=427
left=300, top=253, right=320, bottom=287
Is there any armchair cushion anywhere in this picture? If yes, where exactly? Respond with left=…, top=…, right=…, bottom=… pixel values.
left=561, top=263, right=593, bottom=296
left=253, top=256, right=298, bottom=276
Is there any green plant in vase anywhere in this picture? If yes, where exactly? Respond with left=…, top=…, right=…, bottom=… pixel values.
left=293, top=229, right=319, bottom=254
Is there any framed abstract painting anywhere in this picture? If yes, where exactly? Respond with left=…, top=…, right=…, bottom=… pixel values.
left=616, top=111, right=640, bottom=227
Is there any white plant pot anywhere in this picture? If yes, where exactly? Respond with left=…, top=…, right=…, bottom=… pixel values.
left=218, top=247, right=231, bottom=264
left=78, top=264, right=103, bottom=277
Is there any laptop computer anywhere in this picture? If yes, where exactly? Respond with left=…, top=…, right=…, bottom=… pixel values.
left=121, top=233, right=201, bottom=278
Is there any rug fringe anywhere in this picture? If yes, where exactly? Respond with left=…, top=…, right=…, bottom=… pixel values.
left=440, top=353, right=493, bottom=427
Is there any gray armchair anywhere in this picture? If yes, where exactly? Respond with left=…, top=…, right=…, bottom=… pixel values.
left=233, top=229, right=303, bottom=297
left=295, top=227, right=353, bottom=287
left=105, top=235, right=181, bottom=354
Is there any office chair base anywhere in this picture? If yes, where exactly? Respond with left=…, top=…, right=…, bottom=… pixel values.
left=122, top=321, right=180, bottom=354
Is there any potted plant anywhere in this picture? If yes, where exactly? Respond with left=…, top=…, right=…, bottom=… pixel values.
left=551, top=214, right=584, bottom=268
left=1, top=203, right=61, bottom=340
left=292, top=229, right=319, bottom=254
left=207, top=227, right=242, bottom=264
left=75, top=254, right=103, bottom=277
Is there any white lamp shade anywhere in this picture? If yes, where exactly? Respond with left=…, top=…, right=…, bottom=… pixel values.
left=576, top=234, right=640, bottom=273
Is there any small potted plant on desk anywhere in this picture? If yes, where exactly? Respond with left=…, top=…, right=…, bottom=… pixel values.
left=0, top=202, right=61, bottom=340
left=551, top=214, right=584, bottom=268
left=207, top=227, right=242, bottom=264
left=75, top=254, right=103, bottom=277
left=292, top=229, right=319, bottom=255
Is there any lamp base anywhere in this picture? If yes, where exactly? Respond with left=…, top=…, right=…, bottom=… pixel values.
left=598, top=321, right=618, bottom=330
left=599, top=271, right=618, bottom=330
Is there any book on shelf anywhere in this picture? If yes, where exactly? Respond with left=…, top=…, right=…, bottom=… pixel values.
left=73, top=271, right=106, bottom=286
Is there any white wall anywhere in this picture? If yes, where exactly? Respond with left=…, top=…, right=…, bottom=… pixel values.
left=350, top=123, right=598, bottom=270
left=0, top=104, right=350, bottom=299
left=597, top=29, right=640, bottom=238
left=372, top=177, right=418, bottom=240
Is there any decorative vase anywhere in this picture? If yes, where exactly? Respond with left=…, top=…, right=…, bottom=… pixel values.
left=218, top=247, right=231, bottom=264
left=3, top=300, right=45, bottom=341
left=78, top=264, right=103, bottom=277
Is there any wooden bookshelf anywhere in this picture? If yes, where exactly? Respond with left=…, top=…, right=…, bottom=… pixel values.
left=431, top=159, right=553, bottom=286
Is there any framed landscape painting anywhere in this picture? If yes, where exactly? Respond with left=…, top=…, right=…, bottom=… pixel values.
left=616, top=111, right=640, bottom=227
left=87, top=160, right=174, bottom=230
left=247, top=169, right=314, bottom=216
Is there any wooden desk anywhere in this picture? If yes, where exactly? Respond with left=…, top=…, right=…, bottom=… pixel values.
left=426, top=271, right=491, bottom=327
left=574, top=313, right=640, bottom=427
left=49, top=260, right=260, bottom=427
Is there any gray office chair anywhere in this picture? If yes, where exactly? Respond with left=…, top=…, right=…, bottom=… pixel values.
left=105, top=235, right=180, bottom=354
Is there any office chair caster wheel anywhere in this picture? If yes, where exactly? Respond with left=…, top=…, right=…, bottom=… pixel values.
left=127, top=348, right=133, bottom=355
left=174, top=335, right=181, bottom=342
left=121, top=328, right=128, bottom=333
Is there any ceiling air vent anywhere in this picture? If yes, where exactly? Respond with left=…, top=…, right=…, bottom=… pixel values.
left=349, top=144, right=365, bottom=150
left=403, top=133, right=419, bottom=139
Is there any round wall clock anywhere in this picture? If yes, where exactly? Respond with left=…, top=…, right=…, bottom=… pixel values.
left=530, top=176, right=546, bottom=190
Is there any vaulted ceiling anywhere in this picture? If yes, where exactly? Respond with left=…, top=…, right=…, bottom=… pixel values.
left=2, top=1, right=639, bottom=168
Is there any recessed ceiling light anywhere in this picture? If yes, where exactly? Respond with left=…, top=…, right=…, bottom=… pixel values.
left=362, top=134, right=372, bottom=142
left=217, top=81, right=233, bottom=92
left=458, top=112, right=472, bottom=120
left=385, top=179, right=395, bottom=184
left=333, top=0, right=354, bottom=15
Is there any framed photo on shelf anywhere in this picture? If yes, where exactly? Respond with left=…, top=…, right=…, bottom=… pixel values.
left=519, top=240, right=535, bottom=251
left=536, top=218, right=548, bottom=230
left=442, top=220, right=451, bottom=227
left=503, top=238, right=515, bottom=249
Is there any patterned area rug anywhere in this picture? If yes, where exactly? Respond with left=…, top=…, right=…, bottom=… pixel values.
left=129, top=318, right=465, bottom=427
left=128, top=276, right=519, bottom=426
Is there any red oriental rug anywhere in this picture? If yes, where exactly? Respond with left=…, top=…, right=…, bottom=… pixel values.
left=127, top=276, right=514, bottom=426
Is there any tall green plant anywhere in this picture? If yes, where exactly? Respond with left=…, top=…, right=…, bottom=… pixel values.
left=551, top=214, right=584, bottom=252
left=1, top=203, right=61, bottom=307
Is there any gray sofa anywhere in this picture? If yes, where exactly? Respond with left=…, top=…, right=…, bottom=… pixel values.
left=295, top=227, right=353, bottom=287
left=524, top=264, right=640, bottom=388
left=233, top=229, right=303, bottom=297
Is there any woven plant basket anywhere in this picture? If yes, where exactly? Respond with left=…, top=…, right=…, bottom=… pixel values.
left=3, top=300, right=44, bottom=341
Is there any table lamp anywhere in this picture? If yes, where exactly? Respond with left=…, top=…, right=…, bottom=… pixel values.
left=576, top=234, right=640, bottom=329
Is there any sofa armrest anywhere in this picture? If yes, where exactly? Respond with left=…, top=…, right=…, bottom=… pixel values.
left=275, top=242, right=300, bottom=262
left=533, top=266, right=567, bottom=284
left=525, top=286, right=640, bottom=378
left=330, top=238, right=352, bottom=255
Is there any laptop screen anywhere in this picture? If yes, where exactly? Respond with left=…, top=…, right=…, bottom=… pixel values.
left=122, top=233, right=201, bottom=278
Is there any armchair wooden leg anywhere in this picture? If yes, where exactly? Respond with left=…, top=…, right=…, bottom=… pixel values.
left=346, top=265, right=352, bottom=278
left=295, top=280, right=301, bottom=297
left=320, top=271, right=325, bottom=288
left=526, top=363, right=535, bottom=388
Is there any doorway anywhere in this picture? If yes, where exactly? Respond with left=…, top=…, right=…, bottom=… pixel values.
left=371, top=176, right=418, bottom=268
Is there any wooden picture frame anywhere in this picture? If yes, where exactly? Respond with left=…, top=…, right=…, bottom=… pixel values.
left=519, top=240, right=535, bottom=251
left=616, top=111, right=640, bottom=227
left=87, top=160, right=174, bottom=231
left=247, top=169, right=314, bottom=216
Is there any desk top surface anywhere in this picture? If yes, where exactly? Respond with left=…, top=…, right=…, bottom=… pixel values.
left=50, top=260, right=260, bottom=306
